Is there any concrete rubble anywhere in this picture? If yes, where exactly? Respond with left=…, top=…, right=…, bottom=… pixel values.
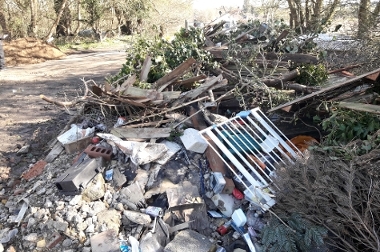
left=0, top=110, right=298, bottom=252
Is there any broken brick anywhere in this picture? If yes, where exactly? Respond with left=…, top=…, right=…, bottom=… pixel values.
left=22, top=160, right=47, bottom=181
left=84, top=145, right=112, bottom=160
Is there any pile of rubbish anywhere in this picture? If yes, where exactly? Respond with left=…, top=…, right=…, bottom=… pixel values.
left=1, top=19, right=380, bottom=252
left=0, top=102, right=315, bottom=252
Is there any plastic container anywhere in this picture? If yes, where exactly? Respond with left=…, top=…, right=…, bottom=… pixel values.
left=211, top=194, right=235, bottom=217
left=57, top=124, right=95, bottom=145
left=231, top=208, right=247, bottom=227
left=210, top=172, right=226, bottom=194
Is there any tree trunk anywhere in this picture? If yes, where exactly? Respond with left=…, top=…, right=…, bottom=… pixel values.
left=371, top=1, right=380, bottom=29
left=287, top=0, right=297, bottom=29
left=73, top=0, right=81, bottom=35
left=322, top=0, right=339, bottom=26
left=45, top=0, right=69, bottom=39
left=358, top=0, right=370, bottom=38
left=310, top=0, right=323, bottom=31
left=28, top=0, right=38, bottom=36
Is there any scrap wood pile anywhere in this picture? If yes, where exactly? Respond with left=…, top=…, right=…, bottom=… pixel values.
left=40, top=19, right=380, bottom=128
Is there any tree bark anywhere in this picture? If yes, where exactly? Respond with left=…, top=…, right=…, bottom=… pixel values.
left=73, top=0, right=81, bottom=35
left=0, top=0, right=7, bottom=32
left=358, top=0, right=370, bottom=38
left=28, top=0, right=38, bottom=36
left=45, top=0, right=69, bottom=39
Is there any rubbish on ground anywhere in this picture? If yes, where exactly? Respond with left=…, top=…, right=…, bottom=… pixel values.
left=129, top=236, right=140, bottom=252
left=90, top=229, right=119, bottom=252
left=201, top=108, right=303, bottom=211
left=211, top=193, right=236, bottom=217
left=21, top=159, right=47, bottom=181
left=231, top=208, right=248, bottom=227
left=57, top=124, right=94, bottom=145
left=180, top=128, right=209, bottom=153
left=55, top=157, right=107, bottom=195
left=120, top=182, right=146, bottom=209
left=145, top=206, right=164, bottom=217
left=84, top=145, right=113, bottom=160
left=13, top=198, right=29, bottom=226
left=210, top=172, right=226, bottom=194
left=97, top=133, right=169, bottom=165
left=243, top=233, right=257, bottom=252
left=105, top=169, right=113, bottom=181
left=111, top=127, right=172, bottom=139
left=0, top=228, right=18, bottom=243
left=217, top=220, right=232, bottom=235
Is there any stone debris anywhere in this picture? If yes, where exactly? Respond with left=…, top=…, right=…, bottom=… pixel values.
left=0, top=118, right=274, bottom=251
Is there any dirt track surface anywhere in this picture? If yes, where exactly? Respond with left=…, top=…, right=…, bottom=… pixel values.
left=0, top=48, right=127, bottom=178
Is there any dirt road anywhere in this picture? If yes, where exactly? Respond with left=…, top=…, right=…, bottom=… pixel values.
left=0, top=48, right=127, bottom=178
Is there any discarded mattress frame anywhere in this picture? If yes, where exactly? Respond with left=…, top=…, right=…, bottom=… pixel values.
left=200, top=108, right=303, bottom=211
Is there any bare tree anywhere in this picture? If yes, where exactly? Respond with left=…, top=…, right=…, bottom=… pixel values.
left=287, top=0, right=340, bottom=33
left=28, top=0, right=38, bottom=36
left=45, top=0, right=69, bottom=39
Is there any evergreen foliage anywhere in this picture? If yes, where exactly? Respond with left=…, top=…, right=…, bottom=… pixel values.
left=260, top=213, right=327, bottom=252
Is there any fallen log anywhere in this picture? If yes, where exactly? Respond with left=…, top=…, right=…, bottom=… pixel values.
left=261, top=69, right=300, bottom=88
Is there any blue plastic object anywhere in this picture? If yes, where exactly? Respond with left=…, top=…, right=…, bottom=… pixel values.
left=236, top=110, right=251, bottom=118
left=219, top=131, right=262, bottom=155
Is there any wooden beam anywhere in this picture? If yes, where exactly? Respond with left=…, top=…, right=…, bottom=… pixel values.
left=156, top=58, right=196, bottom=92
left=337, top=102, right=380, bottom=115
left=172, top=75, right=226, bottom=107
left=268, top=67, right=380, bottom=113
left=189, top=106, right=235, bottom=194
left=140, top=56, right=152, bottom=82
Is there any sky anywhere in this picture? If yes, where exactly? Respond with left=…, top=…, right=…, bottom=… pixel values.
left=193, top=0, right=245, bottom=10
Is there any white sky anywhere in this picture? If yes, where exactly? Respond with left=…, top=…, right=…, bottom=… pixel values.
left=193, top=0, right=244, bottom=10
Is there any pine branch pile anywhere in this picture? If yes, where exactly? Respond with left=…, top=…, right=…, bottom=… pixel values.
left=272, top=130, right=380, bottom=252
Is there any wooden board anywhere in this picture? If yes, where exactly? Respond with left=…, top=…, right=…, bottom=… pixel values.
left=156, top=58, right=196, bottom=91
left=111, top=127, right=172, bottom=139
left=337, top=102, right=380, bottom=115
left=268, top=67, right=380, bottom=113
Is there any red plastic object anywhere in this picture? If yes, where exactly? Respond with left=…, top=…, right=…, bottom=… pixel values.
left=217, top=225, right=229, bottom=235
left=91, top=136, right=100, bottom=144
left=232, top=188, right=244, bottom=200
left=84, top=145, right=113, bottom=160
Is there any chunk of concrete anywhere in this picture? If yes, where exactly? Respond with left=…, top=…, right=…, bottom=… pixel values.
left=81, top=173, right=106, bottom=201
left=180, top=128, right=208, bottom=153
left=164, top=230, right=212, bottom=252
left=90, top=229, right=119, bottom=252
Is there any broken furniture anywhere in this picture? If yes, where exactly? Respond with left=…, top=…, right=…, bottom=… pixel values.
left=200, top=108, right=303, bottom=210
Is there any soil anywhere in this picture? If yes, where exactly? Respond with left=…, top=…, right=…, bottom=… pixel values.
left=0, top=37, right=128, bottom=180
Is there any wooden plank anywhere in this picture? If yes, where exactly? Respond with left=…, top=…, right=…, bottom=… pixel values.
left=174, top=74, right=207, bottom=88
left=337, top=102, right=380, bottom=115
left=115, top=74, right=136, bottom=93
left=156, top=58, right=197, bottom=91
left=172, top=75, right=224, bottom=106
left=162, top=91, right=181, bottom=101
left=111, top=127, right=172, bottom=139
left=44, top=143, right=64, bottom=163
left=189, top=106, right=235, bottom=194
left=140, top=56, right=152, bottom=82
left=268, top=67, right=380, bottom=113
